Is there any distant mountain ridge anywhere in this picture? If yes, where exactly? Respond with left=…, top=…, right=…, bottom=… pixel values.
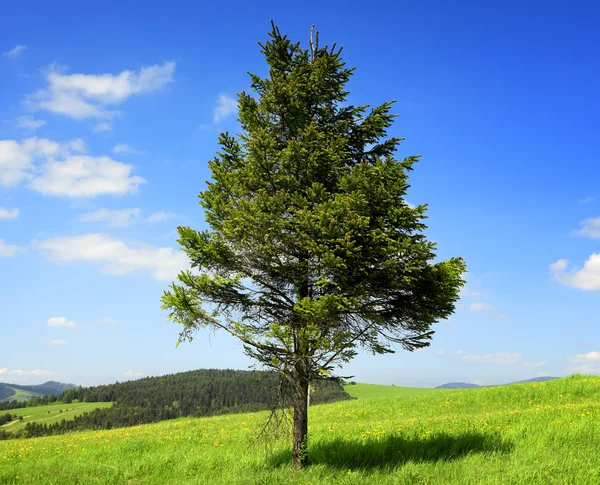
left=436, top=376, right=557, bottom=389
left=0, top=381, right=77, bottom=401
left=436, top=382, right=481, bottom=389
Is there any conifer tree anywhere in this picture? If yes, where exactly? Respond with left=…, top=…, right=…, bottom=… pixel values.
left=162, top=22, right=466, bottom=469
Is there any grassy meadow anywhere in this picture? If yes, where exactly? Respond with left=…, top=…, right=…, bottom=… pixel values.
left=1, top=402, right=113, bottom=434
left=0, top=388, right=44, bottom=403
left=1, top=375, right=600, bottom=484
left=345, top=383, right=443, bottom=400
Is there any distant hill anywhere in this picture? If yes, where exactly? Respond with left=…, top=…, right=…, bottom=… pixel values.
left=513, top=376, right=557, bottom=384
left=6, top=368, right=352, bottom=439
left=0, top=381, right=76, bottom=402
left=436, top=382, right=481, bottom=389
left=436, top=376, right=558, bottom=389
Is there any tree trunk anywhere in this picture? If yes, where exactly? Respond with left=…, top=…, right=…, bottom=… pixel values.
left=292, top=376, right=309, bottom=469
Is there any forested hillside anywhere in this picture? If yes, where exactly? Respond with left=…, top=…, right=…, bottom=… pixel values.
left=5, top=369, right=351, bottom=439
left=0, top=384, right=15, bottom=401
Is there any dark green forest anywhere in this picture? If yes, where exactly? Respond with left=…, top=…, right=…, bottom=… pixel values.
left=0, top=384, right=15, bottom=401
left=1, top=369, right=351, bottom=440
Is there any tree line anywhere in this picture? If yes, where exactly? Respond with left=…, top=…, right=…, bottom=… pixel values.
left=1, top=369, right=351, bottom=440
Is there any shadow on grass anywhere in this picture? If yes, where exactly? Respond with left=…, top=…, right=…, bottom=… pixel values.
left=267, top=432, right=513, bottom=470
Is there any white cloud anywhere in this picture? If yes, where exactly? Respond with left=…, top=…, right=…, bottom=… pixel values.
left=435, top=350, right=446, bottom=355
left=577, top=196, right=595, bottom=204
left=469, top=302, right=494, bottom=312
left=112, top=143, right=140, bottom=155
left=28, top=62, right=175, bottom=121
left=0, top=368, right=56, bottom=378
left=0, top=207, right=19, bottom=219
left=93, top=122, right=112, bottom=133
left=568, top=351, right=600, bottom=374
left=0, top=239, right=25, bottom=257
left=3, top=45, right=27, bottom=57
left=461, top=352, right=522, bottom=365
left=49, top=339, right=68, bottom=346
left=30, top=154, right=145, bottom=197
left=123, top=370, right=146, bottom=380
left=147, top=211, right=178, bottom=224
left=524, top=360, right=546, bottom=368
left=47, top=316, right=78, bottom=329
left=550, top=259, right=568, bottom=272
left=15, top=116, right=46, bottom=131
left=470, top=380, right=484, bottom=386
left=77, top=208, right=141, bottom=227
left=460, top=285, right=481, bottom=298
left=97, top=317, right=119, bottom=325
left=550, top=255, right=600, bottom=291
left=574, top=217, right=600, bottom=239
left=36, top=233, right=188, bottom=281
left=1, top=137, right=144, bottom=197
left=213, top=94, right=237, bottom=123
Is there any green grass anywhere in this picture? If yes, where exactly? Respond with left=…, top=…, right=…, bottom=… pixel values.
left=1, top=375, right=600, bottom=484
left=0, top=402, right=113, bottom=433
left=344, top=383, right=443, bottom=400
left=0, top=388, right=44, bottom=403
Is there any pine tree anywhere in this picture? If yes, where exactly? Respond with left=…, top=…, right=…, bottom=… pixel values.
left=162, top=22, right=466, bottom=469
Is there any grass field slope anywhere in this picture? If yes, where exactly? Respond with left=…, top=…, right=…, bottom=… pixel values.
left=0, top=402, right=113, bottom=434
left=345, top=383, right=443, bottom=400
left=1, top=375, right=599, bottom=484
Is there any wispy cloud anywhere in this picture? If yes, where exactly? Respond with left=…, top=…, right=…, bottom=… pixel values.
left=568, top=351, right=600, bottom=374
left=49, top=339, right=68, bottom=346
left=15, top=116, right=46, bottom=131
left=47, top=316, right=78, bottom=329
left=460, top=352, right=522, bottom=365
left=469, top=302, right=494, bottom=312
left=93, top=122, right=112, bottom=133
left=77, top=208, right=141, bottom=227
left=0, top=207, right=20, bottom=220
left=112, top=143, right=141, bottom=155
left=3, top=45, right=27, bottom=57
left=147, top=211, right=179, bottom=224
left=27, top=62, right=175, bottom=122
left=0, top=367, right=55, bottom=378
left=123, top=370, right=146, bottom=380
left=36, top=233, right=188, bottom=281
left=213, top=94, right=237, bottom=123
left=573, top=217, right=600, bottom=239
left=97, top=317, right=119, bottom=325
left=0, top=239, right=25, bottom=257
left=524, top=360, right=546, bottom=368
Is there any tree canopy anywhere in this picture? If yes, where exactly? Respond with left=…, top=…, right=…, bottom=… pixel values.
left=162, top=22, right=466, bottom=468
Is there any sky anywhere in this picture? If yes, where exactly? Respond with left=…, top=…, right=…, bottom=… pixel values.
left=1, top=1, right=599, bottom=388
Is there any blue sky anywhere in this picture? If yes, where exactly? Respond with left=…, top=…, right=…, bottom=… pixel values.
left=1, top=1, right=599, bottom=388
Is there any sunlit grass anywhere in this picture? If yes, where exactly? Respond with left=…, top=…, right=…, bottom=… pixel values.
left=344, top=383, right=444, bottom=400
left=1, top=375, right=599, bottom=484
left=0, top=388, right=43, bottom=403
left=0, top=402, right=112, bottom=433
